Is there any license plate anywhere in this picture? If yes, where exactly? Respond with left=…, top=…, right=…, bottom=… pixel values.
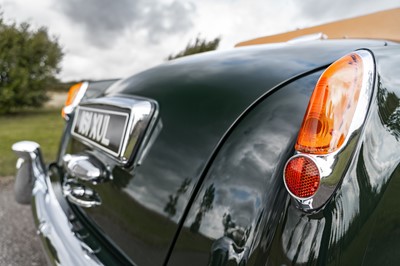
left=71, top=106, right=130, bottom=157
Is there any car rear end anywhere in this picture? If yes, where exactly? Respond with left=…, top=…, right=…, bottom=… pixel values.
left=12, top=39, right=399, bottom=265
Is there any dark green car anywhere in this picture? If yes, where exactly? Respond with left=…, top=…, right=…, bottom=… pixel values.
left=13, top=39, right=400, bottom=265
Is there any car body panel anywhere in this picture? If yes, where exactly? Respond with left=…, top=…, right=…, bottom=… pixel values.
left=168, top=71, right=322, bottom=265
left=361, top=45, right=400, bottom=264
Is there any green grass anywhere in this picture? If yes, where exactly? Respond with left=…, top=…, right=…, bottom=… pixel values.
left=0, top=109, right=65, bottom=176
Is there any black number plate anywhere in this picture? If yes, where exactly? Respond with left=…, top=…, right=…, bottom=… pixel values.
left=71, top=106, right=130, bottom=157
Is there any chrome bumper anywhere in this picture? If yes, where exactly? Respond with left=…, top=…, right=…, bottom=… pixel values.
left=12, top=141, right=102, bottom=266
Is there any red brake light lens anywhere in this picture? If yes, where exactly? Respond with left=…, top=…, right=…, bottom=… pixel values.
left=284, top=156, right=320, bottom=199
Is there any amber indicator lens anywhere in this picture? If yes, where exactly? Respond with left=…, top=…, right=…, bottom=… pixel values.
left=62, top=82, right=83, bottom=118
left=296, top=53, right=364, bottom=154
left=284, top=156, right=320, bottom=199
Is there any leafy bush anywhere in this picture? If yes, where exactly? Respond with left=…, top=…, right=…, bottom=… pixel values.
left=0, top=17, right=63, bottom=113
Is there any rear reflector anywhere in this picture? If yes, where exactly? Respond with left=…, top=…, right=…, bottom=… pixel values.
left=284, top=155, right=320, bottom=199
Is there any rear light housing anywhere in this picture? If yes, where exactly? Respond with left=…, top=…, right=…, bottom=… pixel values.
left=283, top=50, right=375, bottom=211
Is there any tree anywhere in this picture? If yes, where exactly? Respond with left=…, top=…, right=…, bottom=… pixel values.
left=0, top=17, right=63, bottom=113
left=167, top=36, right=220, bottom=60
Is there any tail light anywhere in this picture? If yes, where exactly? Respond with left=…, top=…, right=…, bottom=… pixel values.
left=62, top=82, right=88, bottom=120
left=284, top=50, right=375, bottom=210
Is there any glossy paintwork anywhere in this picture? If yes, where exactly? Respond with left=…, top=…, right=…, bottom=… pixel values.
left=170, top=45, right=400, bottom=265
left=361, top=45, right=400, bottom=264
left=59, top=40, right=397, bottom=265
left=168, top=71, right=322, bottom=265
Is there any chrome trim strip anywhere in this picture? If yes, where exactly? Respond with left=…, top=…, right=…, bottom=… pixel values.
left=32, top=169, right=103, bottom=265
left=13, top=141, right=103, bottom=265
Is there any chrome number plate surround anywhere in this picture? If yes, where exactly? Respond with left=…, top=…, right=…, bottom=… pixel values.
left=71, top=96, right=158, bottom=166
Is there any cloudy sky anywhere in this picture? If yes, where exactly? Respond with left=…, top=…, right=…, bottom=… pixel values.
left=1, top=0, right=399, bottom=81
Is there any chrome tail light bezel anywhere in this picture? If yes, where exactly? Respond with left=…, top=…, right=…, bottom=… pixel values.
left=283, top=50, right=376, bottom=211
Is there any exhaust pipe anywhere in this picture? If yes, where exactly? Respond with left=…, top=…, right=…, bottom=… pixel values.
left=12, top=141, right=46, bottom=205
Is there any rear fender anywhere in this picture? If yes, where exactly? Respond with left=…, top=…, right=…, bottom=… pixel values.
left=168, top=70, right=323, bottom=265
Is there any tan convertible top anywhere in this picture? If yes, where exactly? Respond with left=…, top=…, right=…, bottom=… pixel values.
left=236, top=7, right=400, bottom=47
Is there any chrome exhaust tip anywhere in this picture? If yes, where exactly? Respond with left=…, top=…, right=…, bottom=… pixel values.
left=12, top=141, right=46, bottom=205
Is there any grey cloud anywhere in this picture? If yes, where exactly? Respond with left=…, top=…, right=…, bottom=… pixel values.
left=142, top=1, right=195, bottom=43
left=293, top=0, right=398, bottom=23
left=57, top=0, right=195, bottom=48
